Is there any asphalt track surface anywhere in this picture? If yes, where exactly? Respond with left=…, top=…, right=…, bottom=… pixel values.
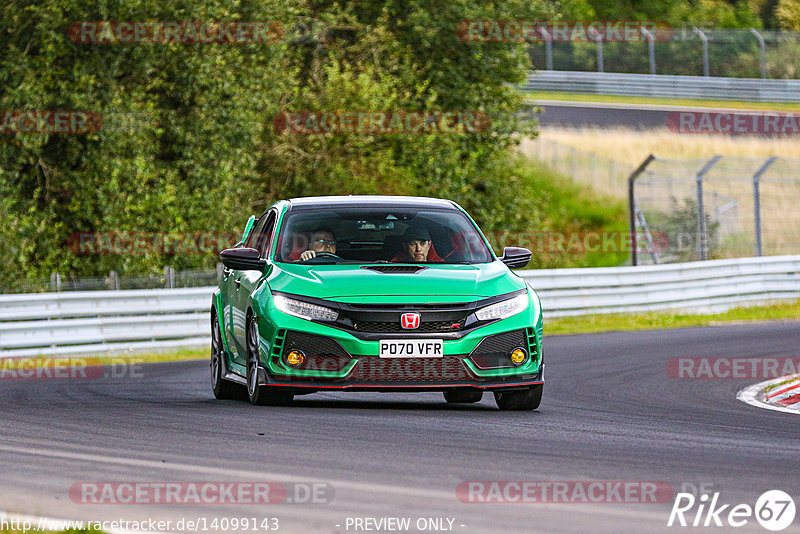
left=537, top=101, right=670, bottom=129
left=533, top=99, right=772, bottom=130
left=1, top=322, right=799, bottom=534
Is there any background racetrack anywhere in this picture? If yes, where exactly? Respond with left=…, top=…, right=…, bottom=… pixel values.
left=1, top=321, right=799, bottom=533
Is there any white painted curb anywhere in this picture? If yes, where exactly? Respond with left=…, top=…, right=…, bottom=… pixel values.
left=737, top=375, right=800, bottom=414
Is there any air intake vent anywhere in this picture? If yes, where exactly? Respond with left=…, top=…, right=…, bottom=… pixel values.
left=360, top=265, right=428, bottom=274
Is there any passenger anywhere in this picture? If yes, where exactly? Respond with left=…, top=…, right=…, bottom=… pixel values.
left=300, top=228, right=337, bottom=261
left=392, top=224, right=443, bottom=262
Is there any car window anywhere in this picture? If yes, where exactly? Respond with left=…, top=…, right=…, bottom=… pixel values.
left=244, top=216, right=266, bottom=249
left=251, top=211, right=277, bottom=257
left=275, top=207, right=493, bottom=264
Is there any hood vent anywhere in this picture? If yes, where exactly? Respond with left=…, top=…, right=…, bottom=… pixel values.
left=361, top=265, right=428, bottom=274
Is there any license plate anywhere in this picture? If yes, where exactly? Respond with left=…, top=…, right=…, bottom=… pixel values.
left=379, top=339, right=444, bottom=358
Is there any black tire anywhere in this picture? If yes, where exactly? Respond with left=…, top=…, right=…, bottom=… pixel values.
left=246, top=314, right=293, bottom=406
left=443, top=389, right=483, bottom=404
left=211, top=307, right=243, bottom=400
left=494, top=384, right=543, bottom=411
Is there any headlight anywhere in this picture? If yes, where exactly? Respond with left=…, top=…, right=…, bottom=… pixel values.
left=475, top=293, right=528, bottom=321
left=273, top=295, right=338, bottom=322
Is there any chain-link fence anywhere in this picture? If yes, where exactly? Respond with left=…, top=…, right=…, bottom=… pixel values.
left=523, top=137, right=629, bottom=198
left=524, top=139, right=800, bottom=264
left=528, top=28, right=800, bottom=79
left=633, top=156, right=800, bottom=264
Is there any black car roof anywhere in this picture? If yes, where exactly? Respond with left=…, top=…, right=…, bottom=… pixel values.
left=286, top=195, right=458, bottom=211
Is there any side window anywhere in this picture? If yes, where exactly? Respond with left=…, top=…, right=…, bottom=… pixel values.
left=252, top=211, right=277, bottom=257
left=244, top=217, right=266, bottom=249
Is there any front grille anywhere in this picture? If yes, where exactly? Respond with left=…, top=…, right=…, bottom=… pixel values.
left=283, top=331, right=350, bottom=358
left=354, top=320, right=463, bottom=333
left=468, top=329, right=527, bottom=369
left=347, top=357, right=472, bottom=382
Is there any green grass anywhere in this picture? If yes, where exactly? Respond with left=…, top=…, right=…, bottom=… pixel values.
left=513, top=158, right=630, bottom=269
left=108, top=347, right=208, bottom=363
left=545, top=299, right=800, bottom=335
left=520, top=90, right=800, bottom=112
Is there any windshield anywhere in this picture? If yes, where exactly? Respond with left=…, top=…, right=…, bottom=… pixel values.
left=274, top=207, right=494, bottom=264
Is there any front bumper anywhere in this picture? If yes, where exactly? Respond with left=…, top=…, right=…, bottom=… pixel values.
left=254, top=291, right=544, bottom=391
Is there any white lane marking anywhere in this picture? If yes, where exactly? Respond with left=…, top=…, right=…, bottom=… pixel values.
left=0, top=442, right=669, bottom=522
left=737, top=376, right=800, bottom=414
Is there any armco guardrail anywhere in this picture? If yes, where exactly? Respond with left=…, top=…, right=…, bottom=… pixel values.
left=520, top=255, right=800, bottom=317
left=0, top=287, right=215, bottom=357
left=1, top=256, right=798, bottom=357
left=522, top=71, right=800, bottom=103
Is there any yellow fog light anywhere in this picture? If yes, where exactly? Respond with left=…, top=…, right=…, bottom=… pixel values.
left=285, top=350, right=305, bottom=367
left=510, top=348, right=527, bottom=366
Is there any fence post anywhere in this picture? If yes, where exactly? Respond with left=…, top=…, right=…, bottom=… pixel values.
left=749, top=28, right=767, bottom=79
left=695, top=155, right=722, bottom=260
left=752, top=156, right=777, bottom=257
left=109, top=270, right=119, bottom=290
left=216, top=262, right=224, bottom=282
left=165, top=266, right=175, bottom=289
left=540, top=27, right=553, bottom=70
left=50, top=272, right=62, bottom=292
left=590, top=27, right=604, bottom=72
left=641, top=26, right=656, bottom=75
left=693, top=27, right=710, bottom=77
left=628, top=154, right=656, bottom=266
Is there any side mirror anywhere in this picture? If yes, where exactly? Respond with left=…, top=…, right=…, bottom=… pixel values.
left=500, top=247, right=532, bottom=269
left=237, top=215, right=257, bottom=246
left=220, top=247, right=266, bottom=271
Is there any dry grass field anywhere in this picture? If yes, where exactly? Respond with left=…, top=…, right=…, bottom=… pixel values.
left=522, top=128, right=800, bottom=167
left=519, top=128, right=800, bottom=258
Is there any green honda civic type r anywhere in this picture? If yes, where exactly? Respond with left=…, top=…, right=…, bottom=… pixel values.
left=211, top=195, right=544, bottom=410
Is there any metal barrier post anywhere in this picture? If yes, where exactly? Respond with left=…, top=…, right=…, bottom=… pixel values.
left=693, top=27, right=710, bottom=77
left=628, top=154, right=656, bottom=266
left=540, top=27, right=553, bottom=70
left=641, top=26, right=656, bottom=75
left=695, top=156, right=722, bottom=260
left=752, top=156, right=777, bottom=257
left=590, top=27, right=604, bottom=72
left=750, top=28, right=767, bottom=79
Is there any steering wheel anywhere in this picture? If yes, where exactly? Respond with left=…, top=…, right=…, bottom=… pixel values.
left=303, top=251, right=342, bottom=261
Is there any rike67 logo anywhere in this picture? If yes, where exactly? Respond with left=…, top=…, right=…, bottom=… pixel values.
left=668, top=490, right=796, bottom=531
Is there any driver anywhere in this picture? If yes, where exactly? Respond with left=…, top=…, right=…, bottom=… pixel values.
left=392, top=224, right=442, bottom=262
left=300, top=228, right=337, bottom=261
